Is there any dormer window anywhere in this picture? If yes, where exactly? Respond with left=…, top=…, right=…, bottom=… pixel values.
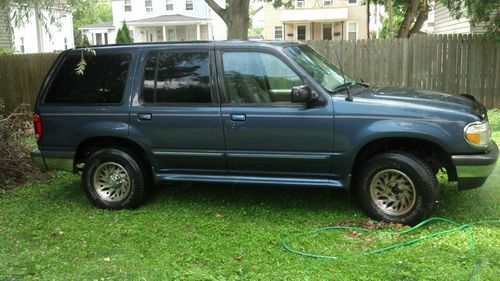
left=296, top=0, right=305, bottom=8
left=324, top=0, right=333, bottom=6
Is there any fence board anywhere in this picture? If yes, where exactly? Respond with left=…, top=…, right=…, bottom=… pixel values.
left=307, top=34, right=499, bottom=108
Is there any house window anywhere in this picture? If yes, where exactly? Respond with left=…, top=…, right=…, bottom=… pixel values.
left=145, top=0, right=153, bottom=12
left=274, top=26, right=283, bottom=40
left=297, top=25, right=306, bottom=40
left=104, top=33, right=108, bottom=44
left=64, top=37, right=68, bottom=49
left=124, top=0, right=132, bottom=12
left=20, top=37, right=25, bottom=53
left=322, top=24, right=332, bottom=40
left=348, top=22, right=357, bottom=40
left=348, top=0, right=357, bottom=4
left=324, top=0, right=333, bottom=5
left=186, top=0, right=193, bottom=10
left=296, top=0, right=305, bottom=8
left=166, top=0, right=173, bottom=10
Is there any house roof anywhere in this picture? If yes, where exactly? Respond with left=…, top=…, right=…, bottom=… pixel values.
left=128, top=14, right=205, bottom=25
left=80, top=21, right=114, bottom=30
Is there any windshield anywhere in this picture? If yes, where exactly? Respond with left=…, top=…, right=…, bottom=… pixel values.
left=285, top=45, right=355, bottom=92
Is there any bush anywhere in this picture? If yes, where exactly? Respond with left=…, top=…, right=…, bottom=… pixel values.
left=0, top=102, right=44, bottom=189
left=116, top=21, right=133, bottom=44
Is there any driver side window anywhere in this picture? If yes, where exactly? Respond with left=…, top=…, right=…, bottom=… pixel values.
left=222, top=52, right=304, bottom=104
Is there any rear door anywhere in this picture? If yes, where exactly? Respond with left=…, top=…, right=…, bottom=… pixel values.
left=129, top=45, right=226, bottom=175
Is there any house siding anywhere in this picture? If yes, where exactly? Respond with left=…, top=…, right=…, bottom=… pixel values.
left=263, top=0, right=368, bottom=41
left=434, top=3, right=471, bottom=34
left=0, top=7, right=12, bottom=48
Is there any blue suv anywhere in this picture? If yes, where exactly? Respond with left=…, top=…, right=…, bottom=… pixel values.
left=31, top=41, right=498, bottom=225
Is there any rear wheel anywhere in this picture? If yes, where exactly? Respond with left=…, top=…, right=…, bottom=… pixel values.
left=356, top=152, right=438, bottom=225
left=82, top=148, right=149, bottom=209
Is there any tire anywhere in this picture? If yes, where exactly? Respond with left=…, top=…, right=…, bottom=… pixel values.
left=356, top=152, right=438, bottom=225
left=82, top=148, right=149, bottom=209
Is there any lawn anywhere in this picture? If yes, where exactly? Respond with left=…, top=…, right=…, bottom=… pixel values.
left=1, top=111, right=499, bottom=281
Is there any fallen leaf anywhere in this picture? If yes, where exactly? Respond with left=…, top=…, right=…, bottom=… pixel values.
left=365, top=236, right=373, bottom=243
left=103, top=257, right=111, bottom=262
left=346, top=231, right=363, bottom=237
left=215, top=212, right=224, bottom=218
left=234, top=255, right=244, bottom=261
left=364, top=220, right=375, bottom=229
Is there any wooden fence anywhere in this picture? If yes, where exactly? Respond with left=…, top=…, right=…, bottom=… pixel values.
left=0, top=34, right=499, bottom=111
left=308, top=34, right=500, bottom=108
left=0, top=53, right=58, bottom=111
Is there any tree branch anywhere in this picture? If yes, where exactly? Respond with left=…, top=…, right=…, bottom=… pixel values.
left=409, top=1, right=430, bottom=36
left=397, top=0, right=420, bottom=38
left=204, top=0, right=227, bottom=23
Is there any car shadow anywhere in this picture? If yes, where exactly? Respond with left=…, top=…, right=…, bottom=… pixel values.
left=149, top=182, right=355, bottom=213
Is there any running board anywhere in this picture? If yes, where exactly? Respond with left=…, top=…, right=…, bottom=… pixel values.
left=154, top=173, right=345, bottom=188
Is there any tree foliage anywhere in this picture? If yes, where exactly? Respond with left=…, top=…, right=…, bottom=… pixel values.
left=440, top=0, right=500, bottom=41
left=374, top=0, right=499, bottom=40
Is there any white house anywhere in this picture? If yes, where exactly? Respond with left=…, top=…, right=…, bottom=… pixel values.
left=81, top=0, right=227, bottom=45
left=8, top=3, right=74, bottom=53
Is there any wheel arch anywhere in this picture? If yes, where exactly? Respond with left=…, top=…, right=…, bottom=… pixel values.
left=351, top=137, right=456, bottom=181
left=74, top=136, right=152, bottom=173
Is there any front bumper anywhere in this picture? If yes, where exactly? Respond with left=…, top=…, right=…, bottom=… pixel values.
left=31, top=149, right=74, bottom=172
left=451, top=141, right=499, bottom=189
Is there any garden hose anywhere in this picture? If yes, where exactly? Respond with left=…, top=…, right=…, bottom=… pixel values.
left=281, top=217, right=500, bottom=281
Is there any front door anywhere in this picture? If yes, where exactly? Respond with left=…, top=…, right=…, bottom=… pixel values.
left=217, top=49, right=334, bottom=178
left=129, top=47, right=226, bottom=175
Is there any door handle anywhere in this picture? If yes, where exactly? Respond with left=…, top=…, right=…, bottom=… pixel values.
left=230, top=114, right=246, bottom=121
left=137, top=113, right=152, bottom=121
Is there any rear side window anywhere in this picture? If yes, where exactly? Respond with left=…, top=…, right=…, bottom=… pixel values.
left=142, top=52, right=212, bottom=104
left=44, top=53, right=131, bottom=104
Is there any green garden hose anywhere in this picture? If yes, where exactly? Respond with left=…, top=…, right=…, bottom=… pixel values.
left=281, top=217, right=500, bottom=281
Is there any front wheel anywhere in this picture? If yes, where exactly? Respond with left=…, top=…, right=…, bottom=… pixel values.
left=82, top=148, right=149, bottom=209
left=356, top=152, right=438, bottom=225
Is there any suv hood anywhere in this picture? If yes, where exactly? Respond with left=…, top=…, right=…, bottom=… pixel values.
left=355, top=87, right=487, bottom=119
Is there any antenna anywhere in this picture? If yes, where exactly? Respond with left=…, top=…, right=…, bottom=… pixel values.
left=333, top=44, right=353, bottom=102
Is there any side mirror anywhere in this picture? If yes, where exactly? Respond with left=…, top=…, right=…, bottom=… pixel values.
left=291, top=85, right=319, bottom=104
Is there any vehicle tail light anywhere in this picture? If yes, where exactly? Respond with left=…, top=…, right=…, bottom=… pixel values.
left=33, top=112, right=42, bottom=142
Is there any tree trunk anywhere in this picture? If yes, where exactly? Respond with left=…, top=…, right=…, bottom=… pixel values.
left=387, top=0, right=393, bottom=38
left=409, top=1, right=430, bottom=36
left=367, top=0, right=370, bottom=38
left=205, top=0, right=250, bottom=40
left=397, top=0, right=420, bottom=38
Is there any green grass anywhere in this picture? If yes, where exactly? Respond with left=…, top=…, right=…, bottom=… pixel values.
left=1, top=112, right=499, bottom=281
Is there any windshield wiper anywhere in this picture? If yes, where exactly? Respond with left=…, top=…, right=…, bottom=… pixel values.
left=357, top=79, right=370, bottom=88
left=331, top=81, right=355, bottom=93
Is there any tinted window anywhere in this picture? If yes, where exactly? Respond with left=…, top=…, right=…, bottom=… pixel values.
left=222, top=52, right=303, bottom=104
left=44, top=53, right=131, bottom=104
left=142, top=52, right=212, bottom=104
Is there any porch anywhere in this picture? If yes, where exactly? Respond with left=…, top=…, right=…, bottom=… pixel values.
left=128, top=14, right=210, bottom=42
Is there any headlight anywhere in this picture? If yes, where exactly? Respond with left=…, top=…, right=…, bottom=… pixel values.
left=464, top=121, right=491, bottom=148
